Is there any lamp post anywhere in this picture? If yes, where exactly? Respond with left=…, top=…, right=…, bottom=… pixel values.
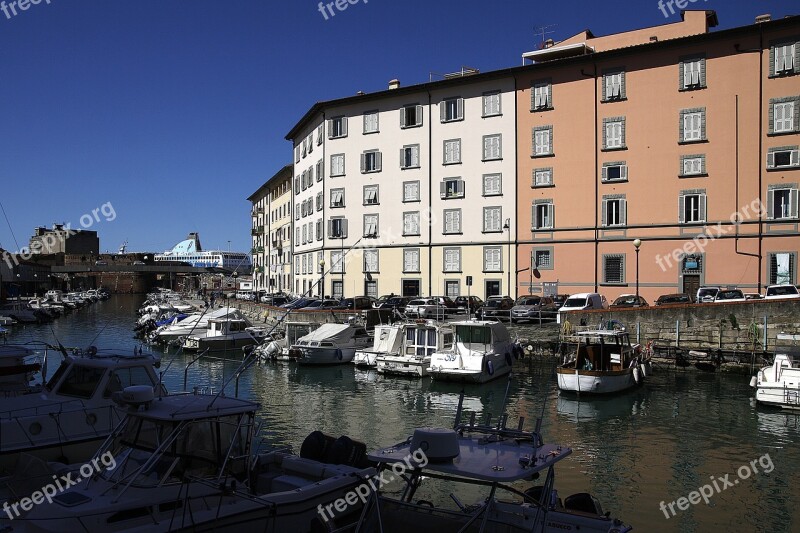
left=633, top=238, right=642, bottom=304
left=319, top=259, right=326, bottom=298
left=502, top=218, right=511, bottom=298
left=341, top=236, right=345, bottom=299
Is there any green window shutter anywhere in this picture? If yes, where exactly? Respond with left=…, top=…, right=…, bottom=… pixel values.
left=602, top=74, right=607, bottom=101
left=767, top=189, right=775, bottom=219
left=794, top=98, right=800, bottom=132
left=700, top=110, right=707, bottom=140
left=769, top=100, right=776, bottom=135
left=621, top=71, right=627, bottom=98
left=601, top=199, right=608, bottom=226
left=700, top=58, right=707, bottom=87
left=601, top=165, right=608, bottom=181
left=679, top=111, right=685, bottom=142
left=621, top=119, right=626, bottom=147
left=678, top=194, right=686, bottom=223
left=678, top=60, right=685, bottom=90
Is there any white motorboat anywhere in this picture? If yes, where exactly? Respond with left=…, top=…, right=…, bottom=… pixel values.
left=428, top=320, right=521, bottom=383
left=0, top=389, right=377, bottom=532
left=0, top=347, right=164, bottom=473
left=252, top=321, right=320, bottom=362
left=289, top=323, right=372, bottom=365
left=556, top=330, right=647, bottom=395
left=182, top=317, right=263, bottom=353
left=366, top=321, right=454, bottom=377
left=0, top=345, right=41, bottom=397
left=151, top=306, right=244, bottom=344
left=751, top=334, right=800, bottom=408
left=354, top=392, right=632, bottom=532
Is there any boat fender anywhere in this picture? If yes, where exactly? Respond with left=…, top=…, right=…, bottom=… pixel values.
left=633, top=367, right=642, bottom=384
left=336, top=348, right=343, bottom=361
left=641, top=362, right=649, bottom=378
left=749, top=376, right=757, bottom=388
left=505, top=352, right=513, bottom=366
left=487, top=360, right=494, bottom=376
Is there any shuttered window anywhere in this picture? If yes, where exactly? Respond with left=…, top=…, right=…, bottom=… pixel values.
left=483, top=207, right=502, bottom=232
left=532, top=126, right=553, bottom=156
left=484, top=247, right=501, bottom=272
left=330, top=189, right=345, bottom=208
left=767, top=187, right=799, bottom=220
left=679, top=191, right=707, bottom=223
left=773, top=101, right=796, bottom=133
left=401, top=145, right=420, bottom=169
left=444, top=248, right=461, bottom=272
left=774, top=44, right=796, bottom=75
left=403, top=212, right=420, bottom=236
left=361, top=150, right=382, bottom=173
left=483, top=174, right=502, bottom=196
left=363, top=185, right=379, bottom=205
left=444, top=209, right=461, bottom=234
left=483, top=134, right=502, bottom=160
left=680, top=109, right=706, bottom=143
left=601, top=197, right=627, bottom=227
left=363, top=250, right=379, bottom=273
left=363, top=111, right=379, bottom=134
left=603, top=71, right=625, bottom=100
left=440, top=179, right=465, bottom=199
left=441, top=97, right=464, bottom=122
left=769, top=252, right=796, bottom=285
left=328, top=116, right=348, bottom=139
left=444, top=139, right=461, bottom=164
left=363, top=214, right=378, bottom=237
left=403, top=249, right=420, bottom=272
left=531, top=81, right=552, bottom=110
left=482, top=92, right=501, bottom=117
left=401, top=105, right=424, bottom=128
left=331, top=250, right=344, bottom=273
left=403, top=181, right=420, bottom=202
left=533, top=202, right=554, bottom=230
left=330, top=154, right=345, bottom=177
left=603, top=118, right=625, bottom=150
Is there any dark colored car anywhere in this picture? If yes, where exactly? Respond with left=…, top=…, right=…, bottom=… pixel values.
left=475, top=296, right=514, bottom=320
left=281, top=298, right=315, bottom=309
left=429, top=296, right=457, bottom=310
left=454, top=296, right=483, bottom=314
left=340, top=296, right=375, bottom=310
left=609, top=295, right=649, bottom=308
left=655, top=293, right=692, bottom=306
left=541, top=294, right=569, bottom=318
left=378, top=296, right=413, bottom=312
left=261, top=294, right=289, bottom=306
left=373, top=295, right=394, bottom=309
left=511, top=296, right=555, bottom=323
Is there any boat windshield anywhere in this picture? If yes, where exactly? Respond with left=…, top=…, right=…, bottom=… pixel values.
left=104, top=414, right=249, bottom=487
left=455, top=325, right=491, bottom=346
left=287, top=324, right=313, bottom=344
left=54, top=365, right=105, bottom=399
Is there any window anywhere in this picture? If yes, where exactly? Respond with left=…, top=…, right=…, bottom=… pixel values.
left=331, top=281, right=343, bottom=299
left=445, top=280, right=460, bottom=298
left=483, top=91, right=501, bottom=117
left=441, top=97, right=464, bottom=122
left=308, top=133, right=313, bottom=154
left=771, top=98, right=798, bottom=134
left=317, top=251, right=324, bottom=273
left=444, top=248, right=461, bottom=272
left=294, top=176, right=300, bottom=194
left=363, top=249, right=379, bottom=273
left=767, top=146, right=800, bottom=169
left=316, top=192, right=323, bottom=211
left=440, top=178, right=465, bottom=199
left=602, top=196, right=627, bottom=227
left=767, top=186, right=799, bottom=220
left=403, top=181, right=420, bottom=202
left=533, top=168, right=553, bottom=187
left=295, top=145, right=301, bottom=163
left=328, top=218, right=348, bottom=238
left=531, top=80, right=552, bottom=110
left=483, top=206, right=502, bottom=232
left=532, top=126, right=553, bottom=156
left=679, top=57, right=706, bottom=90
left=316, top=219, right=323, bottom=241
left=295, top=203, right=300, bottom=220
left=769, top=252, right=796, bottom=285
left=444, top=139, right=461, bottom=165
left=602, top=162, right=628, bottom=182
left=679, top=191, right=707, bottom=223
left=680, top=155, right=706, bottom=176
left=403, top=248, right=420, bottom=272
left=365, top=280, right=377, bottom=298
left=403, top=212, right=420, bottom=236
left=56, top=366, right=104, bottom=399
left=603, top=70, right=626, bottom=101
left=330, top=154, right=345, bottom=177
left=772, top=43, right=797, bottom=76
left=680, top=108, right=706, bottom=143
left=295, top=227, right=300, bottom=245
left=533, top=249, right=552, bottom=270
left=363, top=185, right=379, bottom=205
left=295, top=256, right=300, bottom=274
left=328, top=116, right=348, bottom=139
left=331, top=250, right=344, bottom=273
left=363, top=214, right=378, bottom=237
left=363, top=111, right=379, bottom=134
left=603, top=255, right=625, bottom=284
left=532, top=201, right=554, bottom=230
left=316, top=159, right=324, bottom=182
left=483, top=173, right=502, bottom=196
left=330, top=188, right=345, bottom=208
left=361, top=150, right=382, bottom=173
left=401, top=144, right=420, bottom=169
left=301, top=225, right=307, bottom=244
left=401, top=105, right=423, bottom=128
left=483, top=246, right=501, bottom=272
left=603, top=118, right=626, bottom=150
left=443, top=209, right=462, bottom=234
left=316, top=124, right=324, bottom=145
left=483, top=134, right=502, bottom=160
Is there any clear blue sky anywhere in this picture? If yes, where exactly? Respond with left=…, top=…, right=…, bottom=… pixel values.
left=0, top=0, right=795, bottom=254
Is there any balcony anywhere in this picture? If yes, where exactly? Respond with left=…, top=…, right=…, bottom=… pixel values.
left=251, top=226, right=264, bottom=236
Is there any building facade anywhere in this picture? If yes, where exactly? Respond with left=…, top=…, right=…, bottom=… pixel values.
left=248, top=165, right=293, bottom=293
left=29, top=224, right=99, bottom=255
left=276, top=10, right=799, bottom=303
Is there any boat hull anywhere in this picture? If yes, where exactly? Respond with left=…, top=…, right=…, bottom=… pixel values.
left=352, top=350, right=378, bottom=368
left=556, top=368, right=638, bottom=394
left=377, top=356, right=430, bottom=378
left=297, top=347, right=356, bottom=365
left=429, top=353, right=512, bottom=384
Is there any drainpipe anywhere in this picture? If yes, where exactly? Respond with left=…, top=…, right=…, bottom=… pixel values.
left=427, top=90, right=433, bottom=297
left=580, top=63, right=600, bottom=292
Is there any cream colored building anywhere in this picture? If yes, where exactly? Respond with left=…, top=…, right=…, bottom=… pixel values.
left=286, top=74, right=517, bottom=300
left=248, top=164, right=293, bottom=293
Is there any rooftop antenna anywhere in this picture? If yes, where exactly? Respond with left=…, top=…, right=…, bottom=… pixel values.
left=533, top=24, right=558, bottom=49
left=118, top=240, right=128, bottom=254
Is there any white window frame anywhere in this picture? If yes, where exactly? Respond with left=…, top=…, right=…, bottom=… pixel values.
left=483, top=246, right=502, bottom=272
left=482, top=173, right=502, bottom=196
left=363, top=185, right=379, bottom=206
left=682, top=59, right=702, bottom=89
left=403, top=181, right=420, bottom=202
left=768, top=187, right=799, bottom=220
left=443, top=209, right=462, bottom=234
left=533, top=168, right=553, bottom=187
left=482, top=91, right=501, bottom=117
left=330, top=188, right=345, bottom=208
left=328, top=217, right=348, bottom=239
left=774, top=43, right=796, bottom=75
left=329, top=116, right=348, bottom=139
left=441, top=178, right=465, bottom=199
left=602, top=163, right=628, bottom=182
left=401, top=105, right=424, bottom=128
left=403, top=212, right=420, bottom=236
left=679, top=192, right=707, bottom=224
left=774, top=101, right=795, bottom=134
left=483, top=134, right=502, bottom=161
left=363, top=110, right=379, bottom=134
left=330, top=250, right=344, bottom=274
left=443, top=247, right=461, bottom=273
left=363, top=249, right=379, bottom=273
left=441, top=97, right=464, bottom=123
left=602, top=197, right=627, bottom=227
left=604, top=71, right=624, bottom=100
left=401, top=144, right=420, bottom=169
left=681, top=155, right=705, bottom=177
left=533, top=202, right=554, bottom=230
left=330, top=154, right=345, bottom=177
left=363, top=214, right=379, bottom=238
left=532, top=81, right=551, bottom=110
left=681, top=109, right=705, bottom=143
left=483, top=206, right=502, bottom=233
left=403, top=248, right=420, bottom=273
left=361, top=150, right=382, bottom=173
left=444, top=139, right=462, bottom=165
left=533, top=126, right=552, bottom=156
left=604, top=119, right=625, bottom=150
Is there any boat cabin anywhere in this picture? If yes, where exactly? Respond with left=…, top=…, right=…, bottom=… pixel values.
left=403, top=323, right=452, bottom=356
left=572, top=331, right=634, bottom=372
left=207, top=318, right=248, bottom=337
left=452, top=321, right=509, bottom=353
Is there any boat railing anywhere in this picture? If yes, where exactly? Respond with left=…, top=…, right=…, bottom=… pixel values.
left=182, top=348, right=211, bottom=391
left=0, top=403, right=125, bottom=450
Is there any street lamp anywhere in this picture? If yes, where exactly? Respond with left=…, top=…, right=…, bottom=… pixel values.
left=633, top=238, right=642, bottom=304
left=319, top=259, right=326, bottom=298
left=502, top=218, right=511, bottom=298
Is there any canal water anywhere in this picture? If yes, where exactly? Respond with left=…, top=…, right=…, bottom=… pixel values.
left=4, top=295, right=798, bottom=532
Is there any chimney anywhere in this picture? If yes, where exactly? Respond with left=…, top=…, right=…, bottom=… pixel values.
left=388, top=79, right=400, bottom=90
left=544, top=39, right=554, bottom=49
left=755, top=14, right=771, bottom=23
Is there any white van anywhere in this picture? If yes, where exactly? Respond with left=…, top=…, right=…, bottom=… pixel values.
left=557, top=293, right=608, bottom=324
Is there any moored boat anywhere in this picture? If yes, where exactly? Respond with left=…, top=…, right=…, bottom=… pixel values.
left=369, top=321, right=453, bottom=377
left=428, top=320, right=521, bottom=383
left=289, top=323, right=372, bottom=365
left=751, top=334, right=800, bottom=409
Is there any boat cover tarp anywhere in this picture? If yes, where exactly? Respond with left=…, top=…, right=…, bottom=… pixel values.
left=372, top=325, right=402, bottom=353
left=298, top=323, right=353, bottom=344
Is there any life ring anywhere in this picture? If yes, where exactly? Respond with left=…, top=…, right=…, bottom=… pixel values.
left=487, top=360, right=495, bottom=376
left=505, top=352, right=513, bottom=366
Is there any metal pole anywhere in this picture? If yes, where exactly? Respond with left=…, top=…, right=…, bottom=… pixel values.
left=341, top=236, right=345, bottom=299
left=507, top=222, right=511, bottom=298
left=635, top=248, right=640, bottom=302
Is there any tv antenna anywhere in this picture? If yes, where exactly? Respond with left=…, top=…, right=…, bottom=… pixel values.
left=533, top=24, right=558, bottom=48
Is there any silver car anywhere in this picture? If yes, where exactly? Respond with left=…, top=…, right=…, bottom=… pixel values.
left=405, top=298, right=447, bottom=319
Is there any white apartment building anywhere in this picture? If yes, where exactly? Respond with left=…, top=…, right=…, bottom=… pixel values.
left=286, top=73, right=517, bottom=300
left=248, top=164, right=293, bottom=293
